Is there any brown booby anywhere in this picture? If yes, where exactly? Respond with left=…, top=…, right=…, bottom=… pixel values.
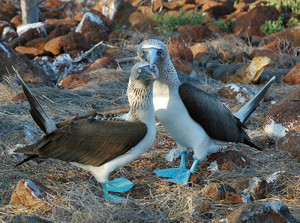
left=15, top=62, right=158, bottom=202
left=137, top=39, right=276, bottom=185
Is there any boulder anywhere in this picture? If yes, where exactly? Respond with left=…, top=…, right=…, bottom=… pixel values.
left=10, top=14, right=22, bottom=27
left=188, top=43, right=209, bottom=62
left=264, top=89, right=300, bottom=138
left=264, top=25, right=300, bottom=48
left=178, top=24, right=213, bottom=43
left=25, top=37, right=48, bottom=50
left=47, top=24, right=72, bottom=39
left=196, top=0, right=234, bottom=18
left=10, top=179, right=51, bottom=209
left=75, top=12, right=111, bottom=44
left=164, top=0, right=187, bottom=10
left=204, top=183, right=241, bottom=203
left=218, top=84, right=250, bottom=104
left=1, top=26, right=17, bottom=42
left=283, top=63, right=300, bottom=85
left=0, top=1, right=17, bottom=21
left=62, top=32, right=89, bottom=58
left=204, top=150, right=250, bottom=172
left=215, top=202, right=299, bottom=223
left=15, top=46, right=47, bottom=59
left=44, top=35, right=65, bottom=55
left=0, top=42, right=52, bottom=84
left=278, top=130, right=300, bottom=162
left=9, top=23, right=55, bottom=48
left=233, top=6, right=280, bottom=37
left=45, top=18, right=78, bottom=27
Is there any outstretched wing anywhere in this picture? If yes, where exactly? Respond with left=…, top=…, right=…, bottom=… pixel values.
left=179, top=83, right=245, bottom=143
left=16, top=119, right=147, bottom=166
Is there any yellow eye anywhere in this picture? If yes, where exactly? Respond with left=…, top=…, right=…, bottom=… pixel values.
left=158, top=49, right=163, bottom=55
left=137, top=68, right=142, bottom=73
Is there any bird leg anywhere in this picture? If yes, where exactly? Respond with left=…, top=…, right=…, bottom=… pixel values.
left=101, top=178, right=135, bottom=203
left=154, top=152, right=187, bottom=178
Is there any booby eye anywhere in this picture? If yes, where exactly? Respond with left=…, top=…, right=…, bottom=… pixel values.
left=137, top=68, right=142, bottom=73
left=158, top=49, right=163, bottom=56
left=142, top=49, right=146, bottom=54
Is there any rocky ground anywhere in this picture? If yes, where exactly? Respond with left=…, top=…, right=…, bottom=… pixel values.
left=0, top=0, right=299, bottom=222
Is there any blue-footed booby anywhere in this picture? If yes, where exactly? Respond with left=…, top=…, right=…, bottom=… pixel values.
left=15, top=62, right=158, bottom=202
left=138, top=39, right=276, bottom=185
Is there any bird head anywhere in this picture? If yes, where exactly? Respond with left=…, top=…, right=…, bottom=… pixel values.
left=137, top=39, right=169, bottom=72
left=130, top=61, right=158, bottom=87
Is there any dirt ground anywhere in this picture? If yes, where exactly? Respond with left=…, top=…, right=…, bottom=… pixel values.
left=0, top=66, right=299, bottom=222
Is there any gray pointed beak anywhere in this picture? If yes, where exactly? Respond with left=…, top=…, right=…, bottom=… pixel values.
left=143, top=65, right=158, bottom=80
left=147, top=48, right=161, bottom=72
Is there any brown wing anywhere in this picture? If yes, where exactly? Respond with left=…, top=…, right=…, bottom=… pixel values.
left=16, top=119, right=147, bottom=166
left=179, top=83, right=245, bottom=143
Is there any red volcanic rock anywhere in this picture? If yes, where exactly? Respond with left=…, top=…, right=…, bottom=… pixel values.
left=85, top=57, right=118, bottom=72
left=173, top=58, right=193, bottom=75
left=0, top=42, right=51, bottom=84
left=278, top=130, right=300, bottom=162
left=44, top=35, right=65, bottom=55
left=0, top=1, right=17, bottom=21
left=15, top=46, right=47, bottom=59
left=164, top=0, right=187, bottom=10
left=178, top=24, right=213, bottom=43
left=45, top=18, right=78, bottom=27
left=264, top=25, right=300, bottom=48
left=166, top=43, right=193, bottom=62
left=233, top=6, right=280, bottom=37
left=108, top=29, right=131, bottom=43
left=10, top=14, right=22, bottom=27
left=204, top=150, right=250, bottom=172
left=25, top=37, right=48, bottom=50
left=204, top=183, right=236, bottom=201
left=196, top=0, right=234, bottom=18
left=283, top=63, right=300, bottom=85
left=44, top=0, right=64, bottom=9
left=1, top=26, right=17, bottom=42
left=48, top=25, right=72, bottom=39
left=62, top=32, right=89, bottom=58
left=264, top=89, right=300, bottom=138
left=218, top=84, right=250, bottom=103
left=10, top=179, right=51, bottom=209
left=188, top=43, right=209, bottom=62
left=75, top=12, right=111, bottom=44
left=9, top=23, right=55, bottom=48
left=224, top=202, right=298, bottom=223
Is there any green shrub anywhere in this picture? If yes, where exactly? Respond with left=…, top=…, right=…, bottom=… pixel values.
left=212, top=19, right=235, bottom=32
left=267, top=0, right=300, bottom=13
left=152, top=9, right=206, bottom=35
left=287, top=17, right=300, bottom=27
left=260, top=18, right=285, bottom=35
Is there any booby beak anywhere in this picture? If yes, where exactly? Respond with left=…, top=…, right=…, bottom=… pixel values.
left=146, top=48, right=161, bottom=72
left=142, top=65, right=158, bottom=81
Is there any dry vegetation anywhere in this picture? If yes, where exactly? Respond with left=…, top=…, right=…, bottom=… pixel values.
left=0, top=33, right=299, bottom=222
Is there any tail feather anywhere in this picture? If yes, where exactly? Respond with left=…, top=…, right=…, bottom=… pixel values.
left=235, top=76, right=276, bottom=124
left=15, top=155, right=39, bottom=167
left=15, top=69, right=57, bottom=134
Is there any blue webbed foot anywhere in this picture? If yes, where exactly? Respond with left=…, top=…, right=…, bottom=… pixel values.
left=167, top=170, right=191, bottom=185
left=154, top=167, right=187, bottom=178
left=104, top=177, right=134, bottom=193
left=103, top=191, right=134, bottom=203
left=101, top=178, right=135, bottom=203
left=154, top=152, right=187, bottom=178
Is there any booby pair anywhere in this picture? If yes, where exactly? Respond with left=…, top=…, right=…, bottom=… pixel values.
left=138, top=39, right=275, bottom=185
left=15, top=62, right=158, bottom=202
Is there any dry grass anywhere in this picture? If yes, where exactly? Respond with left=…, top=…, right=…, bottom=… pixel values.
left=1, top=33, right=299, bottom=222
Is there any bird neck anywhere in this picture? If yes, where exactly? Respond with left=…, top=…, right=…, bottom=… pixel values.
left=127, top=83, right=154, bottom=122
left=157, top=58, right=181, bottom=87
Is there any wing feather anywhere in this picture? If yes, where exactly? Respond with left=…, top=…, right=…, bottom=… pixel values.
left=16, top=119, right=148, bottom=166
left=179, top=83, right=245, bottom=143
